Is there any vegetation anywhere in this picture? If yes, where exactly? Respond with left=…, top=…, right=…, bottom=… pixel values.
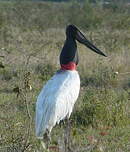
left=0, top=0, right=130, bottom=151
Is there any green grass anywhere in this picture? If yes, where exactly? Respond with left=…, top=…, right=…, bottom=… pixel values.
left=0, top=1, right=130, bottom=151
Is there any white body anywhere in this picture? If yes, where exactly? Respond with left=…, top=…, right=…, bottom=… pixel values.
left=35, top=70, right=80, bottom=138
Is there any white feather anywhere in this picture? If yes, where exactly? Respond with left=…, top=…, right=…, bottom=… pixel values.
left=35, top=70, right=80, bottom=138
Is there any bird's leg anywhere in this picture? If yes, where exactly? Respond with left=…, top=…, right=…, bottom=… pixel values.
left=43, top=129, right=51, bottom=149
left=59, top=119, right=65, bottom=128
left=64, top=118, right=72, bottom=152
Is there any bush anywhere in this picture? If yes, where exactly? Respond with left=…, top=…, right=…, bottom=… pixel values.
left=74, top=88, right=129, bottom=127
left=81, top=64, right=118, bottom=88
left=0, top=69, right=17, bottom=81
left=35, top=63, right=56, bottom=81
left=0, top=1, right=129, bottom=31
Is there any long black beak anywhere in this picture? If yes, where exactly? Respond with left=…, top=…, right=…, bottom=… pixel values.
left=76, top=28, right=107, bottom=57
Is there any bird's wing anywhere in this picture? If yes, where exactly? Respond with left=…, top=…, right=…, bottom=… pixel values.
left=35, top=71, right=80, bottom=138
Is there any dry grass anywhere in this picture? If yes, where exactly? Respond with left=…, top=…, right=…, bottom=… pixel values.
left=0, top=1, right=130, bottom=152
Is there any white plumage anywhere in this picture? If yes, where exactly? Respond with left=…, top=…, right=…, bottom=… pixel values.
left=35, top=25, right=106, bottom=142
left=35, top=70, right=80, bottom=138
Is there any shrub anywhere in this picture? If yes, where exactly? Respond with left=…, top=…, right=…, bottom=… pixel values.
left=74, top=88, right=129, bottom=127
left=0, top=69, right=17, bottom=81
left=35, top=63, right=56, bottom=81
left=81, top=65, right=118, bottom=88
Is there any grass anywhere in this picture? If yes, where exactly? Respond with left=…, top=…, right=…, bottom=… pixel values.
left=0, top=0, right=130, bottom=151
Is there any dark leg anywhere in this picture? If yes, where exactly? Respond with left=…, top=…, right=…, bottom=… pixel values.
left=64, top=118, right=72, bottom=152
left=43, top=130, right=51, bottom=149
left=59, top=119, right=65, bottom=128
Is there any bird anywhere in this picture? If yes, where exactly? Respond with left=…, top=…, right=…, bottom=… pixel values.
left=35, top=24, right=107, bottom=147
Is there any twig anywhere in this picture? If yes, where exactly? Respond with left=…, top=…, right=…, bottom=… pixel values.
left=119, top=72, right=130, bottom=75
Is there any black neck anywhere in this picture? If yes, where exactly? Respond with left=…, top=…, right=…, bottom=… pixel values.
left=60, top=37, right=79, bottom=65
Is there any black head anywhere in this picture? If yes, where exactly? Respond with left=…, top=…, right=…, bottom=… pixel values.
left=60, top=25, right=107, bottom=66
left=66, top=25, right=78, bottom=39
left=66, top=24, right=107, bottom=57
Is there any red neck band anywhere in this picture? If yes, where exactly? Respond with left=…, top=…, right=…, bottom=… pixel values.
left=61, top=62, right=77, bottom=71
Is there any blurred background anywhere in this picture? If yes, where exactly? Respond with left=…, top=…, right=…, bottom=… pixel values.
left=0, top=0, right=130, bottom=151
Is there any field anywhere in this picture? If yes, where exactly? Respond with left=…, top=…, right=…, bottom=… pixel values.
left=0, top=1, right=130, bottom=152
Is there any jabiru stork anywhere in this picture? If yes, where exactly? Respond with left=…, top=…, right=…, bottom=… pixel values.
left=35, top=24, right=107, bottom=147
